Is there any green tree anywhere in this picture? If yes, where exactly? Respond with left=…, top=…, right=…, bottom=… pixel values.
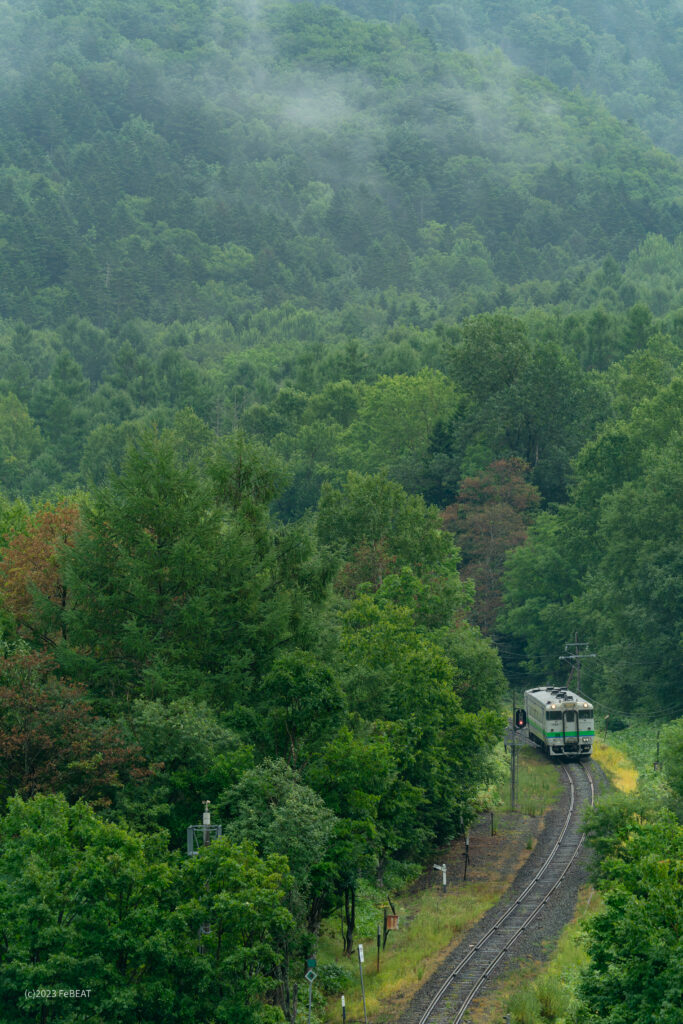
left=0, top=793, right=180, bottom=1023
left=178, top=838, right=295, bottom=1024
left=317, top=471, right=453, bottom=594
left=0, top=393, right=43, bottom=496
left=304, top=721, right=397, bottom=952
left=573, top=431, right=682, bottom=712
left=252, top=650, right=345, bottom=766
left=342, top=369, right=457, bottom=489
left=0, top=792, right=295, bottom=1023
left=220, top=757, right=338, bottom=982
left=660, top=717, right=683, bottom=816
left=60, top=428, right=325, bottom=709
left=500, top=373, right=683, bottom=709
left=574, top=814, right=683, bottom=1024
left=442, top=314, right=608, bottom=501
left=120, top=696, right=253, bottom=842
left=339, top=593, right=504, bottom=849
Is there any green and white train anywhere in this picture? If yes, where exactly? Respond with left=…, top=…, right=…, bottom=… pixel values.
left=523, top=687, right=594, bottom=758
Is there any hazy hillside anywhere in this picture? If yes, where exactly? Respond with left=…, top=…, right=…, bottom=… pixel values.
left=0, top=0, right=681, bottom=328
left=320, top=0, right=683, bottom=155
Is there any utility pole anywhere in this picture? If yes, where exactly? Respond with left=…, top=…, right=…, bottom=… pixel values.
left=511, top=741, right=516, bottom=810
left=559, top=635, right=596, bottom=695
left=510, top=689, right=517, bottom=811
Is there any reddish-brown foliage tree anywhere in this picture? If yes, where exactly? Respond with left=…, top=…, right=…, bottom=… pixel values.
left=0, top=501, right=79, bottom=645
left=0, top=651, right=147, bottom=808
left=443, top=459, right=541, bottom=632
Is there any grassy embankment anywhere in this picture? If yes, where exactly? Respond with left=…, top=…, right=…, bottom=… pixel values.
left=314, top=745, right=562, bottom=1023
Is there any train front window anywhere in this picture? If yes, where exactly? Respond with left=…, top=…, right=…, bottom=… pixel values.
left=579, top=710, right=593, bottom=720
left=546, top=710, right=561, bottom=721
left=564, top=711, right=576, bottom=723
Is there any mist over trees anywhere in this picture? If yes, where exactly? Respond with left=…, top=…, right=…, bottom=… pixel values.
left=0, top=1, right=681, bottom=1021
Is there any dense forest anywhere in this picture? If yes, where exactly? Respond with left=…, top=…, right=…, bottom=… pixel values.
left=0, top=1, right=681, bottom=1022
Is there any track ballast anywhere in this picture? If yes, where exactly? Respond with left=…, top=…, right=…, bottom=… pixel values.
left=402, top=762, right=594, bottom=1024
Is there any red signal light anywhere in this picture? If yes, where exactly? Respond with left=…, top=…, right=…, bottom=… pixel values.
left=515, top=709, right=527, bottom=729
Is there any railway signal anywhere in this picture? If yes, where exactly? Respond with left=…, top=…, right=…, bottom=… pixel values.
left=515, top=708, right=527, bottom=729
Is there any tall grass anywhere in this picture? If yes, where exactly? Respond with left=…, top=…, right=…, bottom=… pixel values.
left=318, top=884, right=501, bottom=1021
left=495, top=745, right=563, bottom=816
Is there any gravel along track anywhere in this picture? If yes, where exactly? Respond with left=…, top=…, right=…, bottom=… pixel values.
left=399, top=762, right=595, bottom=1024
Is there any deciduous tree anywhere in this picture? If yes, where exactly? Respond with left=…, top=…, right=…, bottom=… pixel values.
left=0, top=501, right=79, bottom=645
left=0, top=651, right=146, bottom=811
left=443, top=459, right=540, bottom=632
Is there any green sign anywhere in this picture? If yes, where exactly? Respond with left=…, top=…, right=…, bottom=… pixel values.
left=306, top=957, right=316, bottom=969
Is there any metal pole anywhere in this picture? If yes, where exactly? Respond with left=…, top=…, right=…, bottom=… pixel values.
left=202, top=800, right=211, bottom=847
left=341, top=994, right=346, bottom=1023
left=358, top=944, right=368, bottom=1024
left=510, top=740, right=516, bottom=811
left=308, top=979, right=312, bottom=1024
left=377, top=923, right=381, bottom=972
left=510, top=691, right=516, bottom=811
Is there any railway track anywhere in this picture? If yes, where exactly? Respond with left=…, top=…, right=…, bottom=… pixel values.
left=403, top=761, right=595, bottom=1024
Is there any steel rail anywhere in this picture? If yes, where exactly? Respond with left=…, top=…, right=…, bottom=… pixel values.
left=414, top=762, right=594, bottom=1024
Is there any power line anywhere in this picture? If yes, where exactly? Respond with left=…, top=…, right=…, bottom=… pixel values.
left=559, top=635, right=596, bottom=694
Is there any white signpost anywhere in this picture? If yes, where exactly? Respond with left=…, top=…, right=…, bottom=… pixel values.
left=433, top=861, right=447, bottom=893
left=357, top=944, right=368, bottom=1023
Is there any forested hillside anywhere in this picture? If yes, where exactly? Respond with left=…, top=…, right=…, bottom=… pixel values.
left=0, top=2, right=681, bottom=1022
left=322, top=0, right=683, bottom=155
left=1, top=0, right=682, bottom=327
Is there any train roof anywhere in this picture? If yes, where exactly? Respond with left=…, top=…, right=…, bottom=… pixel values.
left=524, top=687, right=593, bottom=708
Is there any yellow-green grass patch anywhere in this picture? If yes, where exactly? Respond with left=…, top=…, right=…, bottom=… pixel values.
left=591, top=737, right=638, bottom=793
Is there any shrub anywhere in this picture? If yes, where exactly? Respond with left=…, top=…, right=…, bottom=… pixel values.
left=315, top=962, right=351, bottom=995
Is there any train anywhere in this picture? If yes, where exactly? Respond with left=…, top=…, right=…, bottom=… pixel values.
left=522, top=687, right=594, bottom=758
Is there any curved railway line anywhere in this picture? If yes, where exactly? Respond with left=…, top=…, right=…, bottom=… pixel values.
left=402, top=761, right=595, bottom=1024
